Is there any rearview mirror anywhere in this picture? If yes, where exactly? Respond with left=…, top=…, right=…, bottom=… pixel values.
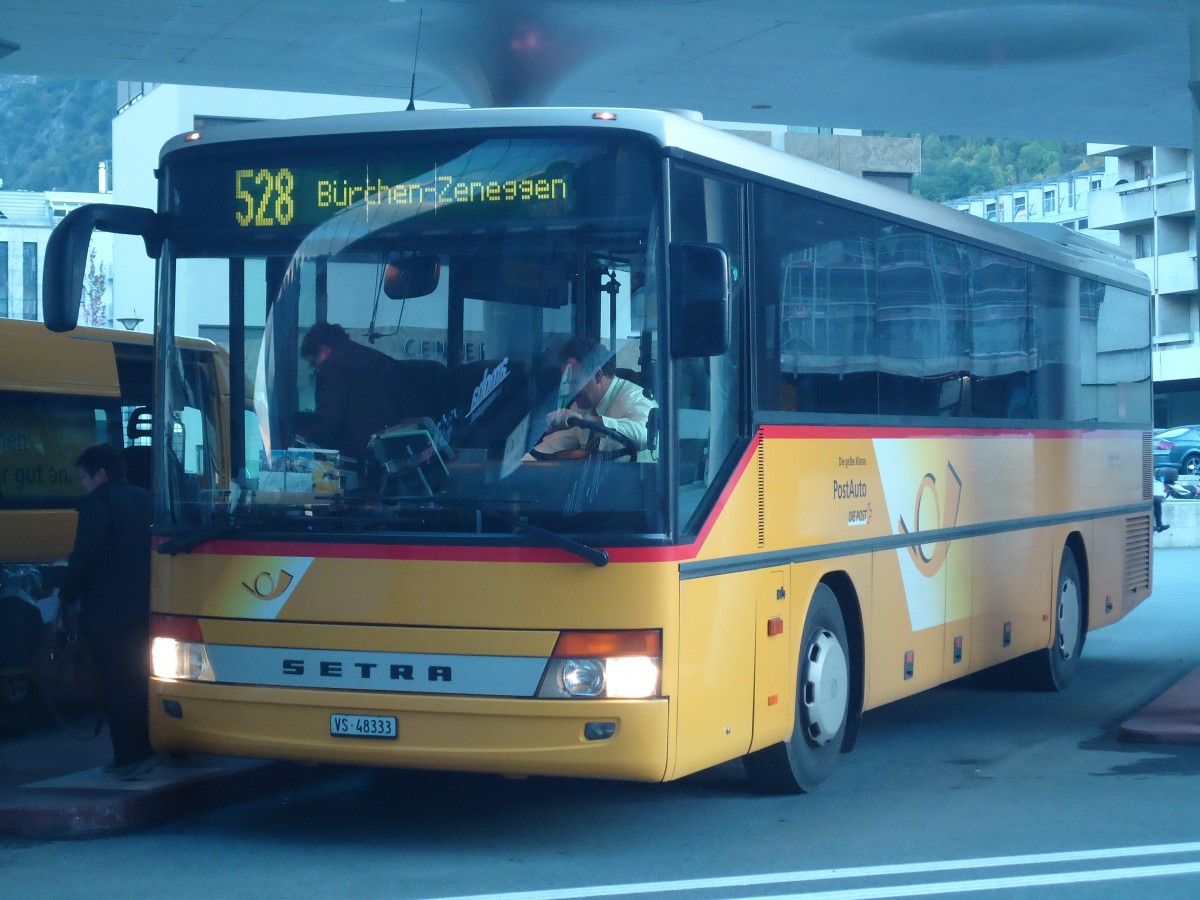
left=669, top=242, right=730, bottom=358
left=384, top=252, right=441, bottom=300
left=43, top=204, right=161, bottom=333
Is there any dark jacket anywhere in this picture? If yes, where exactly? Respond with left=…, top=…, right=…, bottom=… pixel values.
left=60, top=479, right=153, bottom=635
left=309, top=340, right=406, bottom=463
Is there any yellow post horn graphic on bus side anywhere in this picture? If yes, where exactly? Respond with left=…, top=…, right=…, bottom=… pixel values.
left=242, top=569, right=295, bottom=601
left=898, top=462, right=962, bottom=577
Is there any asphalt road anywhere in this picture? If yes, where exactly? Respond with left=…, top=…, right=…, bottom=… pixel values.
left=4, top=547, right=1200, bottom=900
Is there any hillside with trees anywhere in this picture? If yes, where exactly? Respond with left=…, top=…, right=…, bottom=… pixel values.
left=911, top=134, right=1103, bottom=203
left=0, top=76, right=114, bottom=192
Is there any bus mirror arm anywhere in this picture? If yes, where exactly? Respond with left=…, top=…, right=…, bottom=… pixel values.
left=44, top=204, right=161, bottom=333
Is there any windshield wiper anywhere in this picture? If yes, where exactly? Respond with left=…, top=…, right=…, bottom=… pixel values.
left=386, top=495, right=609, bottom=567
left=479, top=505, right=609, bottom=567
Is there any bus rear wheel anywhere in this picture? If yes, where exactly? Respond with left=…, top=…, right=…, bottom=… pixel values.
left=743, top=584, right=850, bottom=793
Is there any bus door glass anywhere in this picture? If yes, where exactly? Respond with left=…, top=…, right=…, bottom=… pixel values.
left=669, top=166, right=746, bottom=533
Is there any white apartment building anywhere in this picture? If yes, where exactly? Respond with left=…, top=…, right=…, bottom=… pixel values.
left=1087, top=144, right=1199, bottom=426
left=947, top=167, right=1116, bottom=239
left=0, top=188, right=111, bottom=323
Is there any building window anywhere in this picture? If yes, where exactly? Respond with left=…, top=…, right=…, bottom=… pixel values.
left=0, top=241, right=8, bottom=318
left=22, top=242, right=37, bottom=320
left=1136, top=232, right=1155, bottom=259
left=1134, top=158, right=1153, bottom=181
left=1043, top=189, right=1056, bottom=214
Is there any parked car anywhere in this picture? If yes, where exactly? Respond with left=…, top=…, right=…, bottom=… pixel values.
left=1153, top=426, right=1200, bottom=475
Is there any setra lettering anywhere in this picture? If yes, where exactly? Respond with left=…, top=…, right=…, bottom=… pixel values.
left=279, top=657, right=453, bottom=683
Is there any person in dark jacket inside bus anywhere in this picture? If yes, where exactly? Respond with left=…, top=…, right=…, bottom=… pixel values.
left=60, top=442, right=159, bottom=780
left=299, top=322, right=406, bottom=468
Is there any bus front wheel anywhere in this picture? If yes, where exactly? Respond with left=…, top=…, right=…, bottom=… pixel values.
left=743, top=583, right=850, bottom=793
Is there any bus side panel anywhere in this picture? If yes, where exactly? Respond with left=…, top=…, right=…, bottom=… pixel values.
left=864, top=548, right=945, bottom=709
left=0, top=510, right=76, bottom=565
left=672, top=572, right=756, bottom=779
left=969, top=529, right=1053, bottom=673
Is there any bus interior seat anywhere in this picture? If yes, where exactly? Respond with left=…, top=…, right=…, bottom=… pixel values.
left=391, top=359, right=450, bottom=422
left=615, top=367, right=656, bottom=400
left=452, top=359, right=534, bottom=458
left=124, top=406, right=153, bottom=490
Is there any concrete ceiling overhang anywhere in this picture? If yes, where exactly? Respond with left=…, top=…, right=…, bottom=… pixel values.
left=0, top=0, right=1194, bottom=146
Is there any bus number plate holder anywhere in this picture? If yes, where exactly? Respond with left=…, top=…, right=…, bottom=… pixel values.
left=330, top=714, right=397, bottom=739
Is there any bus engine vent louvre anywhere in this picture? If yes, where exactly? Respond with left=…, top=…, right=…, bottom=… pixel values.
left=1141, top=430, right=1153, bottom=501
left=756, top=437, right=766, bottom=549
left=1123, top=514, right=1152, bottom=605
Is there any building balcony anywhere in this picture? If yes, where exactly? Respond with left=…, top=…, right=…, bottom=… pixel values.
left=1154, top=340, right=1200, bottom=384
left=1089, top=172, right=1194, bottom=229
left=1157, top=251, right=1199, bottom=296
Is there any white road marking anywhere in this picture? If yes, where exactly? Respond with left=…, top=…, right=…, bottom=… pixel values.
left=735, top=860, right=1200, bottom=899
left=424, top=841, right=1200, bottom=900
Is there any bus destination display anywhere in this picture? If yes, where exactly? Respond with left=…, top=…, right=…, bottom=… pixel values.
left=222, top=155, right=574, bottom=236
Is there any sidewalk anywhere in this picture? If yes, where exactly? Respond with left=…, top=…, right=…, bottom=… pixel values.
left=1119, top=664, right=1200, bottom=745
left=0, top=715, right=312, bottom=837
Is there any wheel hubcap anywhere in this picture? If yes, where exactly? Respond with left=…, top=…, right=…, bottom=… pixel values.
left=800, top=628, right=849, bottom=746
left=1057, top=576, right=1081, bottom=660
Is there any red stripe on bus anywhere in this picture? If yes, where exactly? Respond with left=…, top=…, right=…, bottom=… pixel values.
left=757, top=424, right=1142, bottom=440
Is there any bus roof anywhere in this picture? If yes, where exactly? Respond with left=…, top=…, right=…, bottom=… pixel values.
left=0, top=318, right=220, bottom=395
left=159, top=106, right=1149, bottom=293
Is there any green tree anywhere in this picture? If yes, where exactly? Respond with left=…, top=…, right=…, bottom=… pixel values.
left=0, top=76, right=113, bottom=191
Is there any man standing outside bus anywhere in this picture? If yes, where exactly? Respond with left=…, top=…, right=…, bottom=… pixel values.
left=60, top=443, right=159, bottom=780
left=528, top=337, right=655, bottom=459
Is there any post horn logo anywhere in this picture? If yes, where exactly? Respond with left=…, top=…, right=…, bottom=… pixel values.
left=898, top=462, right=962, bottom=577
left=242, top=569, right=294, bottom=601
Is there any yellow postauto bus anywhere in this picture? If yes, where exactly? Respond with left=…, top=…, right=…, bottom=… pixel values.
left=0, top=318, right=232, bottom=733
left=41, top=108, right=1153, bottom=791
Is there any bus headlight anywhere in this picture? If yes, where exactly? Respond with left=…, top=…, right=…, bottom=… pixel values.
left=561, top=659, right=606, bottom=696
left=538, top=630, right=662, bottom=699
left=150, top=613, right=215, bottom=682
left=151, top=637, right=215, bottom=681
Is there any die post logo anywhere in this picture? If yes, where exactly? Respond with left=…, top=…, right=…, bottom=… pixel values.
left=243, top=569, right=294, bottom=601
left=898, top=462, right=962, bottom=577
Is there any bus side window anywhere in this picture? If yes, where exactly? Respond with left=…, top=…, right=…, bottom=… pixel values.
left=122, top=406, right=154, bottom=490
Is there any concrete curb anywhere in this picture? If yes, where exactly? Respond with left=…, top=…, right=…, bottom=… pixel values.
left=0, top=757, right=315, bottom=838
left=1119, top=666, right=1200, bottom=745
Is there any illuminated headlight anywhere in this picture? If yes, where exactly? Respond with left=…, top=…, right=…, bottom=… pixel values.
left=538, top=630, right=662, bottom=699
left=151, top=637, right=215, bottom=681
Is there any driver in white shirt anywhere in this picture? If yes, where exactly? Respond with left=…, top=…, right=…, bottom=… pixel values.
left=528, top=337, right=654, bottom=459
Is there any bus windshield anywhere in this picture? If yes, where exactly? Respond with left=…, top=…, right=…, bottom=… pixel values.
left=161, top=131, right=666, bottom=544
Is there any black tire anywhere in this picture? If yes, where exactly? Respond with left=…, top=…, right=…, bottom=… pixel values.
left=1185, top=455, right=1200, bottom=476
left=1011, top=546, right=1085, bottom=692
left=743, top=584, right=851, bottom=793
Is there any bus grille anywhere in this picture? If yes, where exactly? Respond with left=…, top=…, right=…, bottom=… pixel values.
left=1123, top=514, right=1152, bottom=609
